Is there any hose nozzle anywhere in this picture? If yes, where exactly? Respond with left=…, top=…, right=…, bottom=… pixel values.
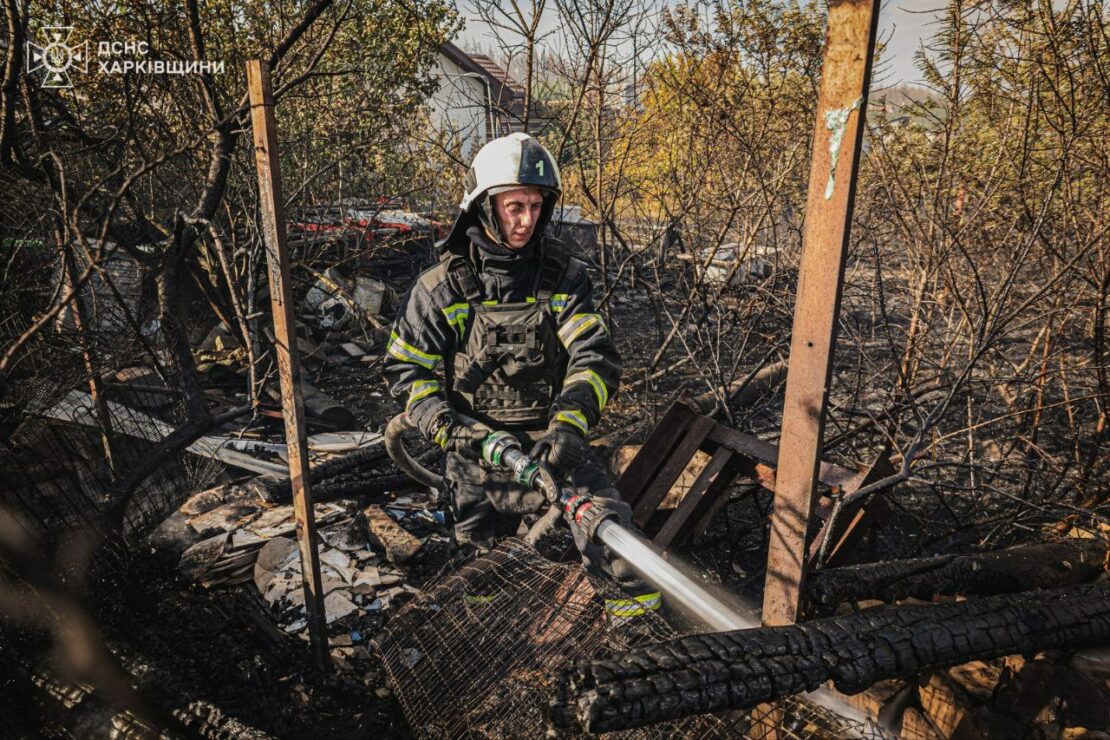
left=563, top=494, right=621, bottom=543
left=480, top=431, right=542, bottom=490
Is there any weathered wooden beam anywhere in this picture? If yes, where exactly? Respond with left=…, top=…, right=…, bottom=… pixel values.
left=762, top=0, right=881, bottom=627
left=363, top=505, right=423, bottom=564
left=652, top=446, right=734, bottom=549
left=246, top=59, right=330, bottom=672
left=631, top=415, right=715, bottom=528
left=617, top=401, right=697, bottom=510
left=807, top=448, right=895, bottom=567
left=615, top=401, right=894, bottom=554
left=549, top=582, right=1110, bottom=734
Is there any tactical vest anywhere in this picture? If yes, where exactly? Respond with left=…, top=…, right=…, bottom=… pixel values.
left=444, top=243, right=575, bottom=430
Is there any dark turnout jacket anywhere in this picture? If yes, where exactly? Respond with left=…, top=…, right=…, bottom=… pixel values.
left=383, top=233, right=621, bottom=442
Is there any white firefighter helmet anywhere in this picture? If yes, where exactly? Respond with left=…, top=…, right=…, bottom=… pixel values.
left=459, top=132, right=561, bottom=211
left=438, top=133, right=562, bottom=251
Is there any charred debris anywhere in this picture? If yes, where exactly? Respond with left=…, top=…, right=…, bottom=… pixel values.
left=0, top=201, right=1107, bottom=738
left=1, top=38, right=1109, bottom=740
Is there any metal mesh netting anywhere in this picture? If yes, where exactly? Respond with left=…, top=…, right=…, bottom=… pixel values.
left=0, top=228, right=218, bottom=550
left=376, top=541, right=887, bottom=739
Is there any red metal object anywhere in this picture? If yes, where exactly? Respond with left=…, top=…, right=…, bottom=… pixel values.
left=761, top=0, right=882, bottom=627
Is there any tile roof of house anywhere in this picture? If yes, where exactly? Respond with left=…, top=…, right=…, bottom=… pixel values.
left=467, top=54, right=526, bottom=99
left=439, top=42, right=523, bottom=112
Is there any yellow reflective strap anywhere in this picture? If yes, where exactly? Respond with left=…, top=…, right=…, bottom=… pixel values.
left=550, top=293, right=570, bottom=313
left=440, top=303, right=470, bottom=340
left=605, top=602, right=644, bottom=618
left=442, top=302, right=469, bottom=319
left=554, top=409, right=589, bottom=435
left=565, top=369, right=609, bottom=411
left=406, top=380, right=440, bottom=410
left=604, top=592, right=662, bottom=618
left=388, top=331, right=441, bottom=370
left=558, top=313, right=604, bottom=347
left=433, top=425, right=449, bottom=449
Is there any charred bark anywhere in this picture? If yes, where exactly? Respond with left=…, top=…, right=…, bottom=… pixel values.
left=548, top=581, right=1110, bottom=734
left=806, top=540, right=1107, bottom=612
left=258, top=444, right=427, bottom=502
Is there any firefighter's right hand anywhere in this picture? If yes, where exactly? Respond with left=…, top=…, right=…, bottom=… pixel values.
left=435, top=418, right=492, bottom=462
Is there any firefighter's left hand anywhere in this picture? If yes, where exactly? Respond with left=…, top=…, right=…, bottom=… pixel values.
left=530, top=420, right=587, bottom=475
left=563, top=489, right=641, bottom=586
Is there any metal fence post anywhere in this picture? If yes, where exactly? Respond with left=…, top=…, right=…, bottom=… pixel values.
left=761, top=0, right=881, bottom=627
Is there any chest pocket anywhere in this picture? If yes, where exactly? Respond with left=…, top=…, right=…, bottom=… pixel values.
left=451, top=300, right=562, bottom=427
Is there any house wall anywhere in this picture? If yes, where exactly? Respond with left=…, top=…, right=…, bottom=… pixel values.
left=428, top=55, right=489, bottom=160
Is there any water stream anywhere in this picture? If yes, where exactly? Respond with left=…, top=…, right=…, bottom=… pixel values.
left=596, top=520, right=884, bottom=734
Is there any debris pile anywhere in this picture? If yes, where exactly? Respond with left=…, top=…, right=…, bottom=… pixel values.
left=287, top=203, right=441, bottom=284
left=169, top=463, right=451, bottom=647
left=376, top=540, right=879, bottom=739
left=840, top=650, right=1110, bottom=739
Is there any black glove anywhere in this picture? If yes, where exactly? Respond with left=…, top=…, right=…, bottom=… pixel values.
left=531, top=420, right=588, bottom=476
left=563, top=490, right=632, bottom=547
left=433, top=416, right=491, bottom=462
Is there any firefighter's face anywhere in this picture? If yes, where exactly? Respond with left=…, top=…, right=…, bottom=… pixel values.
left=492, top=187, right=544, bottom=249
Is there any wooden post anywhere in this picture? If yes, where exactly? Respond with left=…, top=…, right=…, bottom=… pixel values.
left=761, top=0, right=880, bottom=627
left=246, top=59, right=331, bottom=671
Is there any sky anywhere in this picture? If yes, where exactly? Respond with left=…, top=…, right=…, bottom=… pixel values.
left=456, top=0, right=948, bottom=88
left=875, top=0, right=945, bottom=86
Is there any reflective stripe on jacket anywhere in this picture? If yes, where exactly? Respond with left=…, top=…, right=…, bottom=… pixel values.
left=383, top=237, right=621, bottom=440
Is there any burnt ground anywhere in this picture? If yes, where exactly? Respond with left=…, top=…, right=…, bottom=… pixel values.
left=3, top=272, right=1094, bottom=738
left=73, top=285, right=774, bottom=739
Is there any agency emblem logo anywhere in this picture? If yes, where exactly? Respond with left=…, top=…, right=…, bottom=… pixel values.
left=26, top=27, right=89, bottom=88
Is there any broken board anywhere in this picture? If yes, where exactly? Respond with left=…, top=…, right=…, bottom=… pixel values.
left=364, top=505, right=422, bottom=564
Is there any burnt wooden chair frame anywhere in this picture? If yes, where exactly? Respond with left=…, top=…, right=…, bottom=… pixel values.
left=615, top=401, right=893, bottom=564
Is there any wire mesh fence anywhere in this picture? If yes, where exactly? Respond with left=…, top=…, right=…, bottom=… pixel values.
left=0, top=227, right=218, bottom=553
left=376, top=540, right=889, bottom=739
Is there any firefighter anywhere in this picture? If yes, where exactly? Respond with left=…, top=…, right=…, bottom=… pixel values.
left=383, top=133, right=659, bottom=623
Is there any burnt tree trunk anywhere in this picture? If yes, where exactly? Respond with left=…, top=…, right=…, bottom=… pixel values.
left=548, top=581, right=1110, bottom=734
left=806, top=540, right=1107, bottom=612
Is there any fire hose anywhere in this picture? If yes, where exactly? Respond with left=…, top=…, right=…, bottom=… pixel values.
left=383, top=413, right=748, bottom=632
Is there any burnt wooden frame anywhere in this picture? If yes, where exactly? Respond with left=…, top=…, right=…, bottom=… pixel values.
left=616, top=401, right=892, bottom=563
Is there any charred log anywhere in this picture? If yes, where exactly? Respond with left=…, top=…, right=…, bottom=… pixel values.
left=259, top=443, right=431, bottom=503
left=807, top=540, right=1107, bottom=612
left=548, top=581, right=1110, bottom=735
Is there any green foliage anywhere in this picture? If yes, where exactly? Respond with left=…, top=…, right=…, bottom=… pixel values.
left=617, top=0, right=825, bottom=231
left=14, top=0, right=458, bottom=230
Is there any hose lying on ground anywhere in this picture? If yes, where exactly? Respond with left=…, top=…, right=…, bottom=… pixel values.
left=384, top=413, right=445, bottom=491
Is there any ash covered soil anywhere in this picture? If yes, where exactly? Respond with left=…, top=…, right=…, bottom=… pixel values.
left=5, top=279, right=986, bottom=738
